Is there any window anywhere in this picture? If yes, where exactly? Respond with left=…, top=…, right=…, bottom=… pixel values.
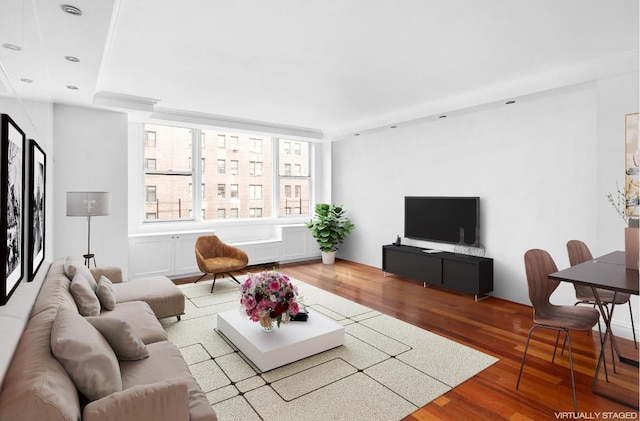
left=278, top=138, right=311, bottom=216
left=250, top=138, right=263, bottom=153
left=217, top=209, right=226, bottom=218
left=249, top=161, right=263, bottom=176
left=141, top=124, right=312, bottom=221
left=249, top=208, right=263, bottom=218
left=145, top=131, right=156, bottom=147
left=146, top=185, right=157, bottom=202
left=249, top=184, right=263, bottom=200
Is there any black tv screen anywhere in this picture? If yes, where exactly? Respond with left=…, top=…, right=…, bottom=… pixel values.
left=404, top=196, right=479, bottom=246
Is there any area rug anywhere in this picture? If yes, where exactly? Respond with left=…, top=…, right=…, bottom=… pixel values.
left=160, top=275, right=498, bottom=421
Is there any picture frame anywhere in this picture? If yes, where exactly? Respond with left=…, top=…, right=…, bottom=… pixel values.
left=28, top=139, right=46, bottom=281
left=1, top=114, right=26, bottom=305
left=625, top=112, right=639, bottom=219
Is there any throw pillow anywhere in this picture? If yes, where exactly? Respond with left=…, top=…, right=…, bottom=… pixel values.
left=95, top=276, right=116, bottom=311
left=70, top=273, right=100, bottom=317
left=51, top=306, right=122, bottom=401
left=86, top=316, right=149, bottom=361
left=64, top=257, right=98, bottom=290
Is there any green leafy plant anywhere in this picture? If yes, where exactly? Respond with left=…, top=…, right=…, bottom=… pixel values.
left=306, top=204, right=355, bottom=253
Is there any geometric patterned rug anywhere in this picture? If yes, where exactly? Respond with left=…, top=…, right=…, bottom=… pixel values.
left=160, top=275, right=498, bottom=421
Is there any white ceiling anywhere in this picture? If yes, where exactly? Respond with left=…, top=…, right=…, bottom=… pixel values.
left=1, top=0, right=638, bottom=138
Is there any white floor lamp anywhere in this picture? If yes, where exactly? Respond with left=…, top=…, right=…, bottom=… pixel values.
left=66, top=192, right=110, bottom=267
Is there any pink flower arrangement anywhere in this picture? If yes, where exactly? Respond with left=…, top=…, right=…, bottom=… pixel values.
left=240, top=271, right=300, bottom=329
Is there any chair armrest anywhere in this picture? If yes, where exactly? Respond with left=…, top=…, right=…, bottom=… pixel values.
left=83, top=379, right=190, bottom=421
left=90, top=266, right=123, bottom=283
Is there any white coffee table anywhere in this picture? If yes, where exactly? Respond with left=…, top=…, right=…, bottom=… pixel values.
left=216, top=308, right=345, bottom=372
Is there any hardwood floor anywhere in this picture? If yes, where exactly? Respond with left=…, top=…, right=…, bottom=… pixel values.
left=178, top=259, right=639, bottom=420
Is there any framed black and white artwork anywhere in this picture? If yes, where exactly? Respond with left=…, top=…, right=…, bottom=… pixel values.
left=28, top=139, right=46, bottom=281
left=1, top=114, right=26, bottom=305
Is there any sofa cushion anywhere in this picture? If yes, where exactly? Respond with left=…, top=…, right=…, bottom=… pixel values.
left=70, top=273, right=101, bottom=316
left=51, top=307, right=123, bottom=401
left=0, top=307, right=81, bottom=421
left=86, top=316, right=149, bottom=361
left=96, top=276, right=117, bottom=310
left=100, top=301, right=169, bottom=344
left=113, top=276, right=185, bottom=319
left=120, top=340, right=217, bottom=421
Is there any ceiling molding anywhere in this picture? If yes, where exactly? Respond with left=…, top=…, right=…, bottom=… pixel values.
left=150, top=107, right=324, bottom=140
left=93, top=91, right=159, bottom=111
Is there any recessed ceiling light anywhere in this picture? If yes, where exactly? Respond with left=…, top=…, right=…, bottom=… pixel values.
left=66, top=85, right=79, bottom=90
left=20, top=78, right=33, bottom=83
left=354, top=133, right=360, bottom=136
left=505, top=100, right=516, bottom=105
left=65, top=56, right=80, bottom=62
left=438, top=115, right=447, bottom=119
left=2, top=43, right=22, bottom=51
left=390, top=125, right=397, bottom=129
left=61, top=4, right=82, bottom=16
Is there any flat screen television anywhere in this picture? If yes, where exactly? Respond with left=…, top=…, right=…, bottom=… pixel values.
left=404, top=196, right=479, bottom=246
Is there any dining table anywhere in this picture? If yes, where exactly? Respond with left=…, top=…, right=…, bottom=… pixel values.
left=549, top=250, right=639, bottom=409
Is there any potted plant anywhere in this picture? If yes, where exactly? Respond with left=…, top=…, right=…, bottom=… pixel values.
left=306, top=203, right=355, bottom=264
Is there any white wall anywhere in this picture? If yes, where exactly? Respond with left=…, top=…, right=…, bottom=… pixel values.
left=53, top=104, right=129, bottom=273
left=331, top=73, right=639, bottom=338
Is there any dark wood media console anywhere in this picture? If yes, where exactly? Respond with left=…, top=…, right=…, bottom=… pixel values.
left=382, top=244, right=493, bottom=300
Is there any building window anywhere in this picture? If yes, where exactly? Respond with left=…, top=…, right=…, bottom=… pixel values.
left=217, top=208, right=226, bottom=218
left=201, top=183, right=205, bottom=199
left=283, top=141, right=291, bottom=155
left=249, top=208, right=263, bottom=218
left=249, top=184, right=263, bottom=200
left=250, top=138, right=263, bottom=153
left=201, top=158, right=205, bottom=173
left=284, top=185, right=291, bottom=198
left=146, top=212, right=157, bottom=219
left=293, top=164, right=301, bottom=176
left=145, top=158, right=156, bottom=170
left=284, top=164, right=291, bottom=176
left=249, top=161, right=263, bottom=176
left=230, top=160, right=239, bottom=175
left=217, top=135, right=225, bottom=149
left=295, top=185, right=301, bottom=198
left=145, top=131, right=156, bottom=147
left=230, top=208, right=239, bottom=218
left=294, top=142, right=301, bottom=156
left=217, top=184, right=225, bottom=199
left=146, top=185, right=157, bottom=202
left=217, top=159, right=225, bottom=174
left=230, top=136, right=239, bottom=150
left=230, top=184, right=239, bottom=198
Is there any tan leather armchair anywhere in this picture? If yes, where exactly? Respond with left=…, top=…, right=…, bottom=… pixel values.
left=194, top=235, right=249, bottom=293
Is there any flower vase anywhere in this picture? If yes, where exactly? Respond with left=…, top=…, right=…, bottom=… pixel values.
left=259, top=317, right=274, bottom=332
left=625, top=227, right=639, bottom=270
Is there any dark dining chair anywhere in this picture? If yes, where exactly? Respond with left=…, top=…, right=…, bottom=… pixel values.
left=517, top=249, right=601, bottom=415
left=567, top=240, right=637, bottom=349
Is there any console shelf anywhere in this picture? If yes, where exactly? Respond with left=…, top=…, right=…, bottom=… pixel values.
left=382, top=245, right=493, bottom=300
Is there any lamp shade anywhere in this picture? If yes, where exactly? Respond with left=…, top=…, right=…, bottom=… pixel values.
left=66, top=192, right=110, bottom=217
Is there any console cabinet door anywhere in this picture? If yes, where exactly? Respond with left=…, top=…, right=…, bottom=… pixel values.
left=129, top=235, right=174, bottom=278
left=173, top=233, right=200, bottom=276
left=384, top=248, right=442, bottom=284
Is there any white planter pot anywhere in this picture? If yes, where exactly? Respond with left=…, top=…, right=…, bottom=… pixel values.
left=321, top=251, right=336, bottom=264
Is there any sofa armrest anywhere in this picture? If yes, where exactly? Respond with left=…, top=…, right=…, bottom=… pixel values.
left=83, top=379, right=190, bottom=421
left=90, top=266, right=123, bottom=284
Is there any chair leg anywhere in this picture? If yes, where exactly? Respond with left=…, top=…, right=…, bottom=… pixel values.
left=210, top=273, right=217, bottom=293
left=516, top=325, right=538, bottom=390
left=228, top=273, right=242, bottom=285
left=564, top=329, right=579, bottom=416
left=194, top=273, right=208, bottom=284
left=629, top=300, right=638, bottom=349
left=552, top=331, right=563, bottom=362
